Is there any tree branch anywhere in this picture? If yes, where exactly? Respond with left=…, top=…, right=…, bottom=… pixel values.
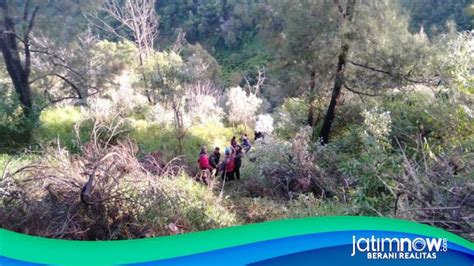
left=343, top=83, right=383, bottom=97
left=333, top=0, right=345, bottom=17
left=24, top=6, right=39, bottom=76
left=347, top=60, right=431, bottom=84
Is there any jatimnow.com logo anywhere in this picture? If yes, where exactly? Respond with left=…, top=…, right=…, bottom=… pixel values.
left=351, top=235, right=448, bottom=260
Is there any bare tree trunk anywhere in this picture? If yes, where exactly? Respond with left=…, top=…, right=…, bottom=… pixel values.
left=319, top=44, right=348, bottom=144
left=307, top=68, right=317, bottom=126
left=171, top=100, right=184, bottom=154
left=319, top=0, right=356, bottom=144
left=0, top=0, right=38, bottom=119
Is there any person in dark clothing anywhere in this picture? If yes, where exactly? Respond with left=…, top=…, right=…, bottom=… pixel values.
left=254, top=131, right=264, bottom=141
left=234, top=145, right=243, bottom=180
left=219, top=147, right=235, bottom=181
left=209, top=147, right=220, bottom=169
left=231, top=136, right=237, bottom=148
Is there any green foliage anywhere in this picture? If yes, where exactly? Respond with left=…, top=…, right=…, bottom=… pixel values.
left=157, top=0, right=264, bottom=49
left=214, top=36, right=269, bottom=85
left=188, top=122, right=234, bottom=150
left=382, top=91, right=474, bottom=153
left=285, top=194, right=351, bottom=218
left=260, top=0, right=339, bottom=104
left=129, top=119, right=234, bottom=168
left=274, top=98, right=309, bottom=139
left=339, top=137, right=400, bottom=216
left=35, top=106, right=91, bottom=152
left=182, top=43, right=223, bottom=85
left=241, top=138, right=290, bottom=198
left=147, top=175, right=239, bottom=231
left=93, top=40, right=140, bottom=71
left=1, top=0, right=473, bottom=240
left=401, top=0, right=472, bottom=35
left=433, top=31, right=474, bottom=94
left=0, top=89, right=35, bottom=150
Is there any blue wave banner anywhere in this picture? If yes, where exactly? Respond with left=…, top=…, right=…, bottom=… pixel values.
left=0, top=217, right=473, bottom=265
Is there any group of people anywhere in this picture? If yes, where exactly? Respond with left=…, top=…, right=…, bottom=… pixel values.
left=198, top=134, right=252, bottom=182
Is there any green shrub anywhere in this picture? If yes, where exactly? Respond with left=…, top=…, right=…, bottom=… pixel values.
left=339, top=142, right=401, bottom=216
left=274, top=97, right=308, bottom=139
left=383, top=92, right=474, bottom=154
left=242, top=128, right=339, bottom=200
left=129, top=119, right=237, bottom=170
left=285, top=194, right=352, bottom=218
left=188, top=121, right=234, bottom=150
left=143, top=175, right=239, bottom=232
left=36, top=106, right=91, bottom=152
left=0, top=90, right=37, bottom=150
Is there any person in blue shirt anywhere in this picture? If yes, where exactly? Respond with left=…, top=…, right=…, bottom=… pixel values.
left=241, top=133, right=251, bottom=153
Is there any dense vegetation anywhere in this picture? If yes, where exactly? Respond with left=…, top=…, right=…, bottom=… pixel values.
left=0, top=0, right=472, bottom=241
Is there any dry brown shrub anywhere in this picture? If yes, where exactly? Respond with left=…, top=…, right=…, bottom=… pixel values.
left=394, top=141, right=473, bottom=240
left=0, top=120, right=189, bottom=239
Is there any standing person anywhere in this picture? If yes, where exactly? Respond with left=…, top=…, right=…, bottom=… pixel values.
left=241, top=133, right=251, bottom=153
left=234, top=145, right=243, bottom=180
left=198, top=146, right=212, bottom=171
left=230, top=136, right=237, bottom=149
left=197, top=146, right=213, bottom=185
left=219, top=147, right=235, bottom=181
left=209, top=147, right=221, bottom=169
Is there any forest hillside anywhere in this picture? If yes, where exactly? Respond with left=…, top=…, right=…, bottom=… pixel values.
left=0, top=0, right=473, bottom=241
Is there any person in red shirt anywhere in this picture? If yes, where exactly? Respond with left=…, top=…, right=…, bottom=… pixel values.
left=219, top=147, right=236, bottom=181
left=198, top=146, right=213, bottom=171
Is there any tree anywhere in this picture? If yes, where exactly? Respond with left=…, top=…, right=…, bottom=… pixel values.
left=89, top=0, right=160, bottom=104
left=1, top=0, right=109, bottom=114
left=0, top=0, right=38, bottom=119
left=318, top=0, right=440, bottom=144
left=260, top=0, right=339, bottom=125
left=262, top=0, right=437, bottom=144
left=149, top=51, right=189, bottom=153
left=319, top=0, right=357, bottom=144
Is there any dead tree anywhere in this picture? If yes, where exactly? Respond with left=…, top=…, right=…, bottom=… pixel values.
left=90, top=0, right=159, bottom=62
left=88, top=0, right=159, bottom=104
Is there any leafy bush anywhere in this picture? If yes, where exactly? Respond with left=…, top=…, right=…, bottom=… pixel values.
left=35, top=106, right=91, bottom=152
left=285, top=194, right=351, bottom=218
left=274, top=97, right=308, bottom=139
left=382, top=91, right=474, bottom=153
left=149, top=175, right=239, bottom=233
left=0, top=89, right=37, bottom=150
left=242, top=128, right=339, bottom=200
left=129, top=119, right=235, bottom=170
left=339, top=138, right=401, bottom=216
